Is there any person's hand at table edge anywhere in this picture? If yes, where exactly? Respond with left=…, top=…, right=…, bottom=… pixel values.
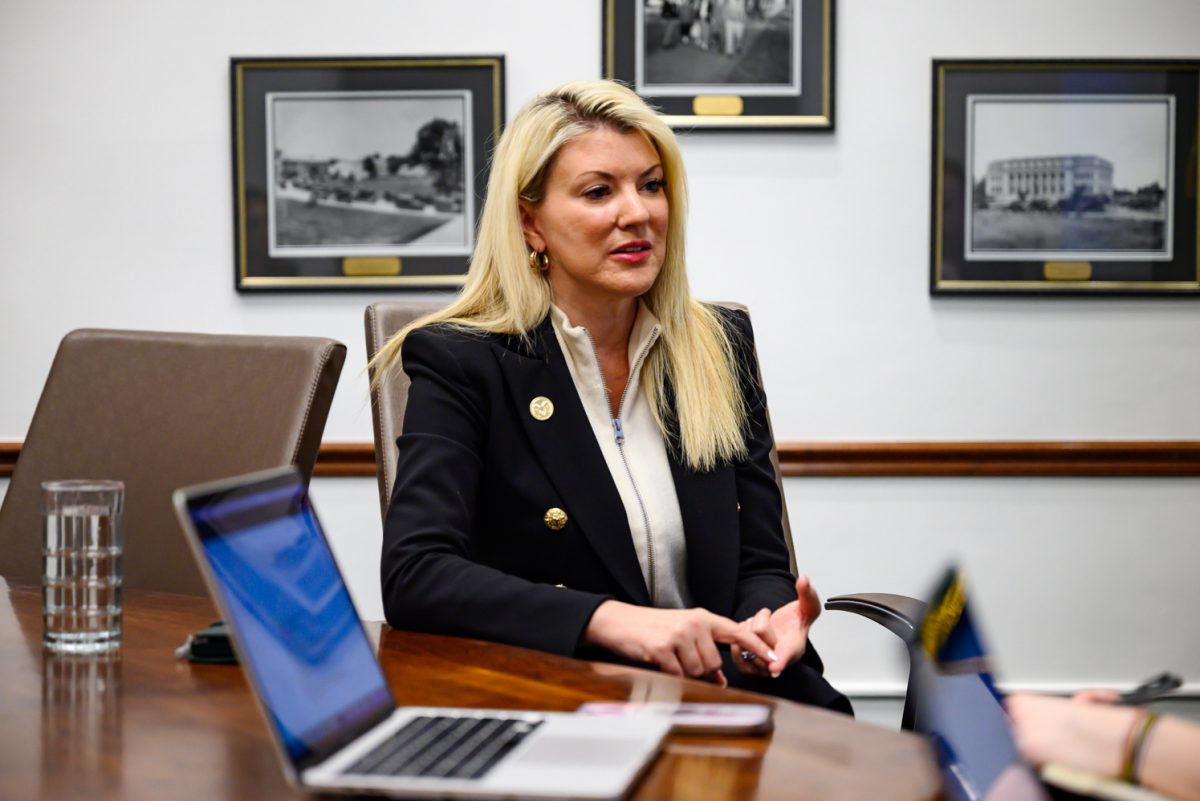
left=583, top=600, right=777, bottom=685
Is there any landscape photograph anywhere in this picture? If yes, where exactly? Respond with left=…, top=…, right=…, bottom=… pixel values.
left=267, top=90, right=473, bottom=258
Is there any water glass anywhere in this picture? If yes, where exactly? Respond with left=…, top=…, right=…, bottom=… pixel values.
left=42, top=480, right=124, bottom=653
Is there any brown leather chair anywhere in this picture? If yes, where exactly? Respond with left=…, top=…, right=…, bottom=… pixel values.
left=364, top=301, right=923, bottom=724
left=0, top=329, right=346, bottom=596
left=364, top=300, right=449, bottom=520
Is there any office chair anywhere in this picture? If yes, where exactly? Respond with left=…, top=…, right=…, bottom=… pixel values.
left=0, top=328, right=346, bottom=595
left=364, top=300, right=449, bottom=520
left=823, top=592, right=927, bottom=729
left=364, top=300, right=923, bottom=724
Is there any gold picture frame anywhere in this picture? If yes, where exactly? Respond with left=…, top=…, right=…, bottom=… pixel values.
left=931, top=59, right=1200, bottom=296
left=231, top=56, right=504, bottom=292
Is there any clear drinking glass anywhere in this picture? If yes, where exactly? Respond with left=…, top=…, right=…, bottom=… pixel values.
left=41, top=480, right=124, bottom=653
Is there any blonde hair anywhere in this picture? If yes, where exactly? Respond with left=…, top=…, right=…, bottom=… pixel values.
left=369, top=79, right=748, bottom=470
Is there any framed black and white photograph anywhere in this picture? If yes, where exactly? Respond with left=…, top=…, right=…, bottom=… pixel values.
left=931, top=60, right=1200, bottom=295
left=603, top=0, right=834, bottom=130
left=232, top=56, right=503, bottom=291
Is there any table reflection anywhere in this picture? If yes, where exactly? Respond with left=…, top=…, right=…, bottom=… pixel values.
left=654, top=742, right=765, bottom=798
left=42, top=650, right=123, bottom=792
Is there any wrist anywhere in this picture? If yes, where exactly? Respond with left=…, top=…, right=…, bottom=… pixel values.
left=581, top=599, right=628, bottom=648
left=1068, top=702, right=1139, bottom=778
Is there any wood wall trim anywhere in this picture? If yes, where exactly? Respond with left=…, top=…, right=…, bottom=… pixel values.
left=775, top=441, right=1200, bottom=477
left=4, top=440, right=1200, bottom=480
left=0, top=442, right=18, bottom=479
left=312, top=440, right=1200, bottom=478
left=312, top=442, right=378, bottom=477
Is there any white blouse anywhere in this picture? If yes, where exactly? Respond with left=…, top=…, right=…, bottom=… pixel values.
left=550, top=302, right=692, bottom=609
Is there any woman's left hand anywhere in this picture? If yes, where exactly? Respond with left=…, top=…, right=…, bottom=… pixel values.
left=732, top=575, right=821, bottom=678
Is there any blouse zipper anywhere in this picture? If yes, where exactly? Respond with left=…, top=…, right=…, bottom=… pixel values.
left=581, top=326, right=661, bottom=604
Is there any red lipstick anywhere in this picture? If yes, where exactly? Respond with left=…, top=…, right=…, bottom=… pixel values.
left=610, top=240, right=653, bottom=264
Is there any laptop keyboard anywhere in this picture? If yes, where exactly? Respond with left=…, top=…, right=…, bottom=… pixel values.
left=345, top=715, right=544, bottom=781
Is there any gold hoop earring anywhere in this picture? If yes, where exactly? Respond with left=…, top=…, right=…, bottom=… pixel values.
left=528, top=250, right=549, bottom=273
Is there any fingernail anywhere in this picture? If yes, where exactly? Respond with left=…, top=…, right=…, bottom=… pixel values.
left=768, top=650, right=779, bottom=662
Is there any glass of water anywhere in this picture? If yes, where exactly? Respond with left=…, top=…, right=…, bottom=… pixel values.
left=41, top=480, right=124, bottom=653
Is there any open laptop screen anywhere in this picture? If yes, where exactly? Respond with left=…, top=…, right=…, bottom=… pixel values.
left=185, top=473, right=394, bottom=769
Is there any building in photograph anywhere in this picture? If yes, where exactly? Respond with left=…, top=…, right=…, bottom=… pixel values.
left=276, top=155, right=374, bottom=185
left=984, top=154, right=1114, bottom=205
left=277, top=155, right=335, bottom=183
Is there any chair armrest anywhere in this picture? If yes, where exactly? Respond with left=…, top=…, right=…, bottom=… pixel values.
left=824, top=593, right=927, bottom=643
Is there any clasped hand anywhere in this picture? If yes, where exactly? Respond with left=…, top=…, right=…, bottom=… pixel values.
left=583, top=576, right=820, bottom=685
left=731, top=575, right=821, bottom=679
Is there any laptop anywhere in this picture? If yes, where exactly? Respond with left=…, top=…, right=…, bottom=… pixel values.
left=173, top=467, right=670, bottom=800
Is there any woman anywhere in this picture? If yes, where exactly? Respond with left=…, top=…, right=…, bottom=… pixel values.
left=371, top=80, right=848, bottom=712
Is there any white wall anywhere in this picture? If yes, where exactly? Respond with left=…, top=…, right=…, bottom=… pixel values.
left=3, top=0, right=1199, bottom=695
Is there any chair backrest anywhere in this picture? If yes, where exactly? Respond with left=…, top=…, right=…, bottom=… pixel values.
left=363, top=300, right=798, bottom=574
left=364, top=300, right=448, bottom=519
left=714, top=302, right=797, bottom=575
left=0, top=329, right=346, bottom=595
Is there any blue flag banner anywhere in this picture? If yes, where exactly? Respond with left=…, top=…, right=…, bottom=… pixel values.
left=918, top=569, right=1004, bottom=704
left=907, top=566, right=1051, bottom=801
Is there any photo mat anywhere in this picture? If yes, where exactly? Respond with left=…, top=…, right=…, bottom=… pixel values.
left=966, top=94, right=1175, bottom=263
left=635, top=0, right=802, bottom=98
left=604, top=0, right=833, bottom=130
left=266, top=90, right=474, bottom=259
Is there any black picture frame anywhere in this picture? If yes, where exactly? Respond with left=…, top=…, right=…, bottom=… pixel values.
left=931, top=59, right=1200, bottom=296
left=231, top=56, right=504, bottom=292
left=602, top=0, right=834, bottom=131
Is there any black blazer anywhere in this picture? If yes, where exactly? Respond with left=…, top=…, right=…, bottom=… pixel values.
left=382, top=307, right=814, bottom=666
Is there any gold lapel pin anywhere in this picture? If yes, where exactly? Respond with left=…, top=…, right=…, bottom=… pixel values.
left=529, top=396, right=554, bottom=421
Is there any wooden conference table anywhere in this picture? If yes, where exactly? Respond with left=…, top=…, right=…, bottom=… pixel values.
left=0, top=577, right=941, bottom=800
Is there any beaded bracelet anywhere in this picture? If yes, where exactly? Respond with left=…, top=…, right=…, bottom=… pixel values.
left=1120, top=710, right=1160, bottom=785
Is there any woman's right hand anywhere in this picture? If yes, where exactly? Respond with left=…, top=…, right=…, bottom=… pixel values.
left=582, top=600, right=778, bottom=684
